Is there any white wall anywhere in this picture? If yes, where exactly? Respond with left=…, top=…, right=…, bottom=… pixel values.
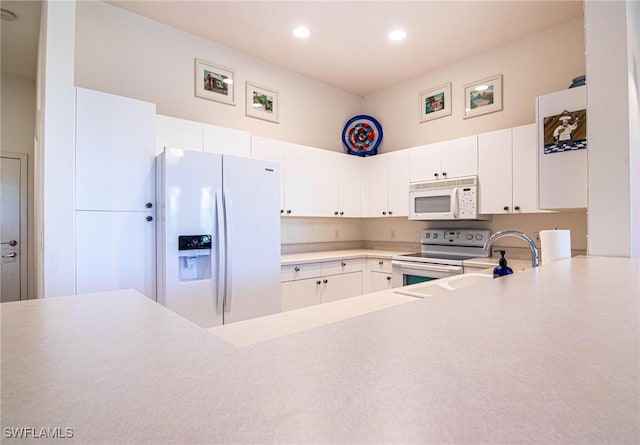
left=585, top=1, right=637, bottom=257
left=1, top=75, right=36, bottom=298
left=627, top=0, right=640, bottom=258
left=74, top=1, right=362, bottom=152
left=37, top=0, right=76, bottom=297
left=362, top=18, right=585, bottom=152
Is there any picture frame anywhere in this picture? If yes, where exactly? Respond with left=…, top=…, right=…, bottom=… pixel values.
left=245, top=82, right=279, bottom=123
left=195, top=59, right=235, bottom=105
left=419, top=83, right=452, bottom=123
left=463, top=74, right=503, bottom=119
left=543, top=109, right=587, bottom=154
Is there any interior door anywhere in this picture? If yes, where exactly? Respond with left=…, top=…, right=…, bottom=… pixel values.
left=1, top=155, right=26, bottom=302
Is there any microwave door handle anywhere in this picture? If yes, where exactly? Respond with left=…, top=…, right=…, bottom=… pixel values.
left=452, top=188, right=459, bottom=219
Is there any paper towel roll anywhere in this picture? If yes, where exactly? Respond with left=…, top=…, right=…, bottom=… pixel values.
left=540, top=230, right=572, bottom=265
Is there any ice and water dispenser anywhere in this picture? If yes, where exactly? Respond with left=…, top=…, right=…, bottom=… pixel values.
left=178, top=235, right=212, bottom=281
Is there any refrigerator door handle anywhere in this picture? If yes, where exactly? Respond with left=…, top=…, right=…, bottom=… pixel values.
left=222, top=190, right=233, bottom=312
left=215, top=190, right=226, bottom=314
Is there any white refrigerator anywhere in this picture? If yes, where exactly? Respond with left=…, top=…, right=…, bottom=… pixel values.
left=156, top=148, right=281, bottom=328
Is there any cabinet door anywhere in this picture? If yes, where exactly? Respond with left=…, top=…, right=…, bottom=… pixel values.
left=512, top=124, right=547, bottom=213
left=75, top=210, right=156, bottom=299
left=440, top=135, right=478, bottom=179
left=478, top=128, right=513, bottom=214
left=410, top=143, right=441, bottom=182
left=386, top=150, right=410, bottom=217
left=338, top=153, right=362, bottom=217
left=537, top=86, right=587, bottom=209
left=156, top=114, right=203, bottom=154
left=281, top=278, right=322, bottom=311
left=251, top=136, right=285, bottom=213
left=203, top=123, right=251, bottom=158
left=365, top=155, right=389, bottom=217
left=368, top=272, right=393, bottom=292
left=76, top=88, right=156, bottom=212
left=321, top=272, right=363, bottom=303
left=284, top=144, right=338, bottom=217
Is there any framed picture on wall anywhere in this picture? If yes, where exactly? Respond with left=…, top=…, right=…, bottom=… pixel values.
left=419, top=83, right=452, bottom=123
left=463, top=74, right=502, bottom=119
left=195, top=59, right=235, bottom=105
left=245, top=82, right=279, bottom=123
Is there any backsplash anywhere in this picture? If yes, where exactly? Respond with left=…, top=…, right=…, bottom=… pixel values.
left=281, top=211, right=588, bottom=255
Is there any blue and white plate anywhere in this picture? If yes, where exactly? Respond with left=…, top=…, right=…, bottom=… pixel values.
left=341, top=115, right=383, bottom=156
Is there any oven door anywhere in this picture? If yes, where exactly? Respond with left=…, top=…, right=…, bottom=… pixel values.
left=391, top=260, right=463, bottom=287
left=408, top=188, right=458, bottom=220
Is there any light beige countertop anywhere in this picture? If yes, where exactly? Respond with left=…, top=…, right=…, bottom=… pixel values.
left=2, top=257, right=639, bottom=444
left=281, top=249, right=404, bottom=265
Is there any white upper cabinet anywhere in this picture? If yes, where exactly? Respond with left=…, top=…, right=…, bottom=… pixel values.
left=76, top=88, right=156, bottom=212
left=203, top=123, right=251, bottom=157
left=478, top=128, right=514, bottom=214
left=284, top=143, right=339, bottom=217
left=337, top=153, right=362, bottom=217
left=410, top=135, right=478, bottom=182
left=156, top=115, right=251, bottom=157
left=251, top=136, right=285, bottom=213
left=537, top=86, right=587, bottom=209
left=365, top=150, right=410, bottom=217
left=478, top=124, right=550, bottom=214
left=156, top=115, right=203, bottom=154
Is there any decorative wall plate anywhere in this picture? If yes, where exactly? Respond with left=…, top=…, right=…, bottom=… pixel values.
left=341, top=115, right=383, bottom=156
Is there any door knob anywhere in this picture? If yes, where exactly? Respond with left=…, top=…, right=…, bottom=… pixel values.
left=146, top=216, right=153, bottom=222
left=2, top=251, right=17, bottom=258
left=1, top=240, right=17, bottom=246
left=145, top=202, right=153, bottom=208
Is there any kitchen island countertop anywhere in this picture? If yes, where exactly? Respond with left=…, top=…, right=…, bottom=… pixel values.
left=1, top=256, right=638, bottom=444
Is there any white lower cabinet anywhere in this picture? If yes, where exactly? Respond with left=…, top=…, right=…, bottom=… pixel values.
left=281, top=259, right=363, bottom=311
left=366, top=258, right=393, bottom=292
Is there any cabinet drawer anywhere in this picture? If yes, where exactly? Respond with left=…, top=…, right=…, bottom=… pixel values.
left=281, top=262, right=322, bottom=282
left=322, top=258, right=364, bottom=276
left=367, top=258, right=392, bottom=273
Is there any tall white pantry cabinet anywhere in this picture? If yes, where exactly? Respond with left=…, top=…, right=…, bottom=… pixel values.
left=75, top=88, right=157, bottom=299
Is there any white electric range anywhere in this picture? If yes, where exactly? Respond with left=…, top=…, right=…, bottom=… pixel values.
left=391, top=228, right=491, bottom=287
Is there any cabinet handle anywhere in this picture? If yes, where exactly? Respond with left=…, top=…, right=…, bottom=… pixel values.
left=382, top=211, right=387, bottom=216
left=442, top=172, right=447, bottom=177
left=146, top=216, right=153, bottom=222
left=294, top=267, right=300, bottom=272
left=503, top=206, right=510, bottom=211
left=286, top=210, right=292, bottom=214
left=514, top=206, right=521, bottom=211
left=386, top=276, right=391, bottom=281
left=388, top=211, right=393, bottom=215
left=379, top=260, right=384, bottom=265
left=323, top=279, right=328, bottom=284
left=434, top=172, right=439, bottom=178
left=316, top=280, right=321, bottom=285
left=280, top=209, right=284, bottom=214
left=341, top=261, right=346, bottom=266
left=334, top=211, right=339, bottom=216
left=340, top=211, right=344, bottom=216
left=145, top=202, right=153, bottom=209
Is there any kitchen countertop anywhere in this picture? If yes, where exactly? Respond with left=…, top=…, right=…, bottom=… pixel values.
left=2, top=257, right=638, bottom=444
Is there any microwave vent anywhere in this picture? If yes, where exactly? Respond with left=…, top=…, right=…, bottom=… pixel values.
left=410, top=175, right=478, bottom=191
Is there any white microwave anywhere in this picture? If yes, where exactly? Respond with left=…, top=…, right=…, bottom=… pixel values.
left=408, top=176, right=490, bottom=220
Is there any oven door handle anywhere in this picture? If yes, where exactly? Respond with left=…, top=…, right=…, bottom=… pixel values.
left=391, top=260, right=463, bottom=274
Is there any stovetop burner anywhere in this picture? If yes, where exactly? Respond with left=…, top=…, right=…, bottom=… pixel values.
left=392, top=228, right=491, bottom=266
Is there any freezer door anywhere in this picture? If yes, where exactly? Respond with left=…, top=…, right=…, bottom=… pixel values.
left=158, top=149, right=224, bottom=328
left=221, top=155, right=281, bottom=323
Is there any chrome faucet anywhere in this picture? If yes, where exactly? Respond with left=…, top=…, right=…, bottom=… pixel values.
left=483, top=230, right=540, bottom=268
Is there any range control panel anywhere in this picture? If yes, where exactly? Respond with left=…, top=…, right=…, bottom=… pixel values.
left=421, top=229, right=491, bottom=247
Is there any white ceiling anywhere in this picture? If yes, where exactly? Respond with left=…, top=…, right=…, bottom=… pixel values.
left=1, top=1, right=584, bottom=95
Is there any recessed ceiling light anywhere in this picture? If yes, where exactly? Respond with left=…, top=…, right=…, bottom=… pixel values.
left=1, top=8, right=18, bottom=22
left=292, top=26, right=311, bottom=39
left=388, top=29, right=407, bottom=41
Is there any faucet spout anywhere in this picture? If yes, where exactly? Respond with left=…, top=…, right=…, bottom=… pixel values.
left=483, top=230, right=540, bottom=268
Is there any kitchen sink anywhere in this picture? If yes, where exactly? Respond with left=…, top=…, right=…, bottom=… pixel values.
left=393, top=273, right=493, bottom=298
